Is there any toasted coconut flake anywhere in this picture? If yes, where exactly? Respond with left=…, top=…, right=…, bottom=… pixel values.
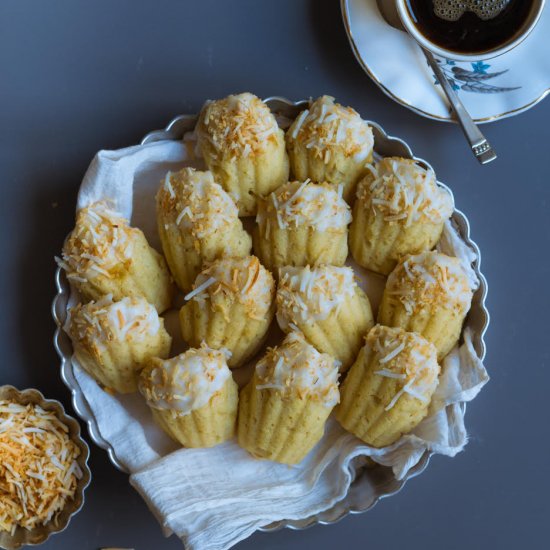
left=57, top=200, right=135, bottom=282
left=67, top=295, right=162, bottom=351
left=366, top=325, right=440, bottom=412
left=0, top=401, right=82, bottom=535
left=357, top=157, right=454, bottom=227
left=255, top=332, right=340, bottom=407
left=157, top=168, right=240, bottom=239
left=139, top=345, right=231, bottom=414
left=276, top=265, right=356, bottom=329
left=288, top=96, right=374, bottom=163
left=259, top=180, right=351, bottom=232
left=197, top=93, right=280, bottom=159
left=187, top=256, right=274, bottom=320
left=386, top=252, right=475, bottom=315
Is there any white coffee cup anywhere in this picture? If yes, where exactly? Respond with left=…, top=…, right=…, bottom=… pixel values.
left=395, top=0, right=546, bottom=62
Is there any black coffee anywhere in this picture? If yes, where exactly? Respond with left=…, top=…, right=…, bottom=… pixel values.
left=406, top=0, right=535, bottom=54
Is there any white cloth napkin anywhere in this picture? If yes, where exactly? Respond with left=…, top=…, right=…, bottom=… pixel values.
left=66, top=139, right=489, bottom=550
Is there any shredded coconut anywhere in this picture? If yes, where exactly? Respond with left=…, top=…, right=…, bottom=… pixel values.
left=386, top=251, right=475, bottom=315
left=139, top=346, right=232, bottom=415
left=256, top=180, right=351, bottom=232
left=67, top=294, right=161, bottom=353
left=287, top=96, right=374, bottom=163
left=357, top=157, right=454, bottom=227
left=276, top=265, right=356, bottom=329
left=186, top=256, right=274, bottom=321
left=196, top=93, right=280, bottom=160
left=55, top=200, right=135, bottom=281
left=366, top=326, right=440, bottom=411
left=255, top=332, right=340, bottom=407
left=0, top=401, right=82, bottom=535
left=157, top=168, right=240, bottom=239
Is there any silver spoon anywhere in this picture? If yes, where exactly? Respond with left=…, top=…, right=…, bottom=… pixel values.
left=376, top=0, right=497, bottom=164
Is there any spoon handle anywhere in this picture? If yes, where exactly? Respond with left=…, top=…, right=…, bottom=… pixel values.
left=424, top=49, right=497, bottom=165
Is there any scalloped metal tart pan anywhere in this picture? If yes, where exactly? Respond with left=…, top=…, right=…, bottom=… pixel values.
left=52, top=97, right=489, bottom=533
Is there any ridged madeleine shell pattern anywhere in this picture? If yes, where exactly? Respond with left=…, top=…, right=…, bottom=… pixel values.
left=238, top=374, right=335, bottom=465
left=157, top=217, right=251, bottom=293
left=253, top=223, right=348, bottom=273
left=287, top=141, right=372, bottom=204
left=349, top=200, right=445, bottom=276
left=378, top=293, right=467, bottom=360
left=71, top=324, right=172, bottom=394
left=197, top=128, right=289, bottom=216
left=180, top=298, right=275, bottom=368
left=52, top=97, right=490, bottom=533
left=149, top=377, right=238, bottom=448
left=279, top=288, right=373, bottom=372
left=72, top=231, right=173, bottom=313
left=336, top=346, right=435, bottom=448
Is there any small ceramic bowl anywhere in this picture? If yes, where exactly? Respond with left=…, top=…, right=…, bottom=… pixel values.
left=0, top=386, right=91, bottom=550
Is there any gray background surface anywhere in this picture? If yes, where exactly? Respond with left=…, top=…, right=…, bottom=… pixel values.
left=1, top=1, right=549, bottom=549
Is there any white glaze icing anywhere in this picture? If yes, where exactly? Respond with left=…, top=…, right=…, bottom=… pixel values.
left=68, top=294, right=161, bottom=351
left=276, top=265, right=356, bottom=329
left=357, top=157, right=454, bottom=226
left=140, top=346, right=232, bottom=415
left=386, top=251, right=474, bottom=315
left=56, top=201, right=134, bottom=282
left=255, top=331, right=340, bottom=407
left=185, top=256, right=274, bottom=320
left=197, top=92, right=279, bottom=159
left=257, top=180, right=351, bottom=232
left=158, top=168, right=240, bottom=239
left=288, top=95, right=374, bottom=164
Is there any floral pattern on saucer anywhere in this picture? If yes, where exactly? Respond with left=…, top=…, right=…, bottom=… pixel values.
left=341, top=0, right=550, bottom=123
left=432, top=59, right=521, bottom=94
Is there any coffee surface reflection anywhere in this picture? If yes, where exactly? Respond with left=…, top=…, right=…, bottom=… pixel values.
left=406, top=0, right=535, bottom=53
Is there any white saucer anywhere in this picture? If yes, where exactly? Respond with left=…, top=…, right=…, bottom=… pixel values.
left=341, top=0, right=550, bottom=123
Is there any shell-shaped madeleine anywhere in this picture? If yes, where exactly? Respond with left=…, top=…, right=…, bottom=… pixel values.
left=378, top=251, right=476, bottom=359
left=179, top=256, right=275, bottom=368
left=349, top=157, right=454, bottom=275
left=56, top=200, right=173, bottom=312
left=276, top=265, right=373, bottom=371
left=238, top=331, right=340, bottom=464
left=195, top=93, right=289, bottom=216
left=286, top=96, right=374, bottom=203
left=156, top=168, right=252, bottom=293
left=336, top=325, right=440, bottom=447
left=139, top=346, right=238, bottom=448
left=67, top=295, right=172, bottom=393
left=254, top=180, right=351, bottom=272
